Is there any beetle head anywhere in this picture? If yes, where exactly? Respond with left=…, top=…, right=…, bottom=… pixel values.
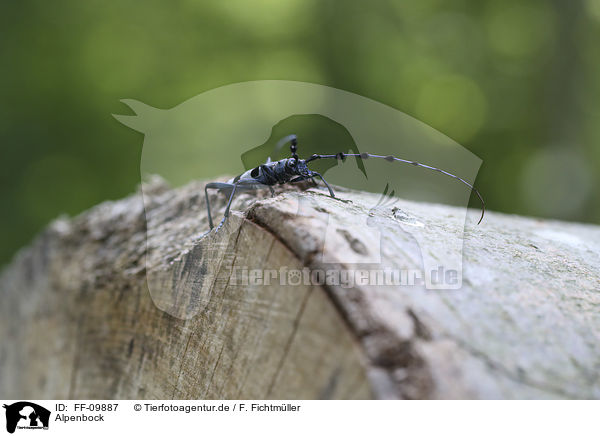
left=287, top=158, right=311, bottom=177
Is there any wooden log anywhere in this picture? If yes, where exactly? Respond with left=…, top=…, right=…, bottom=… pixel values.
left=0, top=176, right=598, bottom=399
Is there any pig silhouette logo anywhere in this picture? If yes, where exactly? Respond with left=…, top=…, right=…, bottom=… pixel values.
left=3, top=402, right=50, bottom=433
left=114, top=80, right=482, bottom=318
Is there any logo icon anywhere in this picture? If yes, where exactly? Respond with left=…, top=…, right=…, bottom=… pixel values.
left=3, top=402, right=50, bottom=434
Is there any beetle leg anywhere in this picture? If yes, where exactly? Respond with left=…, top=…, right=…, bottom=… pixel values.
left=205, top=182, right=236, bottom=229
left=222, top=182, right=239, bottom=222
left=309, top=172, right=336, bottom=198
left=205, top=179, right=272, bottom=230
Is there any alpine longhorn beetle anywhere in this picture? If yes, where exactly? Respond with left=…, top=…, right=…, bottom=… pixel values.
left=205, top=134, right=485, bottom=229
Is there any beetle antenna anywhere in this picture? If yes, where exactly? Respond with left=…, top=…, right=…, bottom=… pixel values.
left=306, top=152, right=485, bottom=224
left=290, top=137, right=299, bottom=160
left=274, top=134, right=298, bottom=160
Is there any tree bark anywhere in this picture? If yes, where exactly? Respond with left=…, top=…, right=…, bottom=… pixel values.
left=1, top=176, right=598, bottom=399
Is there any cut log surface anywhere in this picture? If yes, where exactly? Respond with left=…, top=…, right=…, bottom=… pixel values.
left=1, top=176, right=599, bottom=399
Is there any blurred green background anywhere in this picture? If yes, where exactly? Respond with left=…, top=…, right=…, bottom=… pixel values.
left=1, top=0, right=600, bottom=265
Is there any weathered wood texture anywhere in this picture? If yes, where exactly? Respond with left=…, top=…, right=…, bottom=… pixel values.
left=1, top=177, right=599, bottom=399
